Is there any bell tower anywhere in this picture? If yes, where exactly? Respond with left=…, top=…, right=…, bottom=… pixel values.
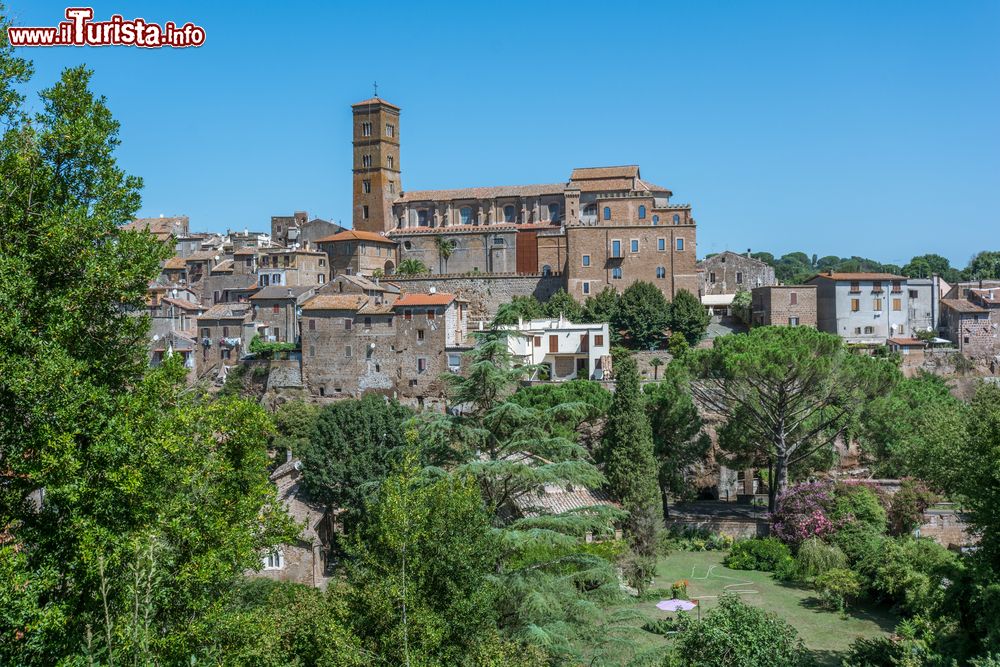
left=352, top=94, right=400, bottom=234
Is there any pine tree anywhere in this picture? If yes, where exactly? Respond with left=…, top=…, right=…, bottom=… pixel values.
left=602, top=353, right=663, bottom=590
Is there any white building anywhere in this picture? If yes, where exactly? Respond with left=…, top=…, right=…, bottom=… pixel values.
left=501, top=316, right=611, bottom=381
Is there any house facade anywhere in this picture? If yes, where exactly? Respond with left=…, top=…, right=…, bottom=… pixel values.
left=501, top=317, right=611, bottom=381
left=750, top=285, right=817, bottom=328
left=806, top=272, right=922, bottom=344
left=700, top=251, right=776, bottom=296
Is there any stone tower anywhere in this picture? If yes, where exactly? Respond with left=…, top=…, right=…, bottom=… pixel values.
left=351, top=97, right=400, bottom=234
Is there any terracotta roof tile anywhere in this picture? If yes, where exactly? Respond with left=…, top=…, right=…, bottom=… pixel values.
left=161, top=297, right=205, bottom=311
left=210, top=259, right=234, bottom=273
left=352, top=97, right=400, bottom=109
left=389, top=224, right=518, bottom=235
left=807, top=272, right=908, bottom=282
left=393, top=293, right=456, bottom=307
left=888, top=337, right=927, bottom=347
left=398, top=183, right=566, bottom=203
left=570, top=166, right=639, bottom=180
left=301, top=294, right=367, bottom=311
left=198, top=303, right=252, bottom=320
left=513, top=485, right=620, bottom=517
left=941, top=298, right=989, bottom=314
left=162, top=256, right=187, bottom=270
left=315, top=230, right=396, bottom=244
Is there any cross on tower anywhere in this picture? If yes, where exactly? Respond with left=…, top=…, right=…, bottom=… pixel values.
left=373, top=81, right=378, bottom=98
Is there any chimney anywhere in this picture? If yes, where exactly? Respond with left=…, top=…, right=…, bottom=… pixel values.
left=747, top=248, right=752, bottom=258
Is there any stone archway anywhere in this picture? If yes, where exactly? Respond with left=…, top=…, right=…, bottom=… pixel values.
left=383, top=260, right=395, bottom=275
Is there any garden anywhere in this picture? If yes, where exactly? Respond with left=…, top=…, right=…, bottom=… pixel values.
left=608, top=477, right=982, bottom=666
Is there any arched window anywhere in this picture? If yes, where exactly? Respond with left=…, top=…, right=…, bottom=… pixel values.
left=417, top=209, right=429, bottom=227
left=656, top=266, right=666, bottom=279
left=672, top=214, right=681, bottom=225
left=603, top=207, right=611, bottom=221
left=542, top=265, right=552, bottom=276
left=547, top=203, right=560, bottom=222
left=652, top=215, right=659, bottom=226
left=459, top=207, right=472, bottom=225
left=503, top=205, right=516, bottom=223
left=611, top=267, right=622, bottom=280
left=638, top=205, right=646, bottom=219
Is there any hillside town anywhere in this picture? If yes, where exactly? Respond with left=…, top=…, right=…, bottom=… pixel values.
left=5, top=7, right=1000, bottom=664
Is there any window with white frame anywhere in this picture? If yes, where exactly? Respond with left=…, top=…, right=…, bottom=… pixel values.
left=582, top=254, right=591, bottom=267
left=658, top=238, right=666, bottom=251
left=612, top=267, right=622, bottom=280
left=582, top=281, right=591, bottom=295
left=630, top=239, right=639, bottom=253
left=676, top=238, right=685, bottom=251
left=262, top=548, right=284, bottom=570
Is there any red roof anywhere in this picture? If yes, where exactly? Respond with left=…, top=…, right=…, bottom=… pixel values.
left=808, top=272, right=908, bottom=282
left=315, top=229, right=396, bottom=244
left=392, top=293, right=456, bottom=308
left=888, top=337, right=926, bottom=347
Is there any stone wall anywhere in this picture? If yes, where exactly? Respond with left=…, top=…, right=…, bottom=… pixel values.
left=387, top=273, right=564, bottom=323
left=918, top=511, right=973, bottom=548
left=665, top=517, right=770, bottom=540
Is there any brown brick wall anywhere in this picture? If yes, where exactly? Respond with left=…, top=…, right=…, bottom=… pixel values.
left=751, top=285, right=817, bottom=327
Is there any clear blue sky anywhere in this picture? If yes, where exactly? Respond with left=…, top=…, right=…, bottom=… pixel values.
left=7, top=1, right=999, bottom=267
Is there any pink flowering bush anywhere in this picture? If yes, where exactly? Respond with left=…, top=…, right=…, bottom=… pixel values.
left=770, top=481, right=839, bottom=545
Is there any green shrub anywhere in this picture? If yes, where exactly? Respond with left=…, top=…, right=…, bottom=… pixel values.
left=724, top=537, right=792, bottom=572
left=814, top=568, right=863, bottom=612
left=857, top=537, right=958, bottom=613
left=888, top=480, right=937, bottom=536
left=972, top=655, right=1000, bottom=667
left=795, top=537, right=847, bottom=580
left=642, top=614, right=688, bottom=635
left=832, top=483, right=888, bottom=533
left=842, top=636, right=906, bottom=667
left=831, top=521, right=887, bottom=568
left=673, top=595, right=808, bottom=667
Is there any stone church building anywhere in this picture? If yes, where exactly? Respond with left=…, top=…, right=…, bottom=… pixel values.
left=347, top=96, right=700, bottom=300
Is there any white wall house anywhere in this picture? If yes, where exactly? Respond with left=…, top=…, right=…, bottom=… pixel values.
left=501, top=316, right=611, bottom=381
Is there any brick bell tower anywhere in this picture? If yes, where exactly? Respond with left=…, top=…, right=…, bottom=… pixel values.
left=351, top=94, right=400, bottom=234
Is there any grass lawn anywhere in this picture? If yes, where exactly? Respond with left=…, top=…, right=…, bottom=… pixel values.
left=623, top=551, right=895, bottom=665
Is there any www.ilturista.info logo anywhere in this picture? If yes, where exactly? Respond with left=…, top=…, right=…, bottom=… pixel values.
left=7, top=7, right=205, bottom=48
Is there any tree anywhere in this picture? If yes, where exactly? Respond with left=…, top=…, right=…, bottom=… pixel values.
left=643, top=363, right=711, bottom=510
left=396, top=258, right=429, bottom=276
left=270, top=400, right=320, bottom=457
left=689, top=327, right=896, bottom=510
left=492, top=295, right=543, bottom=326
left=902, top=253, right=960, bottom=283
left=856, top=372, right=963, bottom=478
left=582, top=286, right=619, bottom=326
left=732, top=289, right=752, bottom=325
left=298, top=394, right=414, bottom=522
left=965, top=251, right=1000, bottom=280
left=649, top=357, right=664, bottom=381
left=0, top=41, right=294, bottom=663
left=674, top=595, right=808, bottom=667
left=612, top=281, right=670, bottom=350
left=344, top=454, right=501, bottom=666
left=601, top=353, right=662, bottom=590
left=670, top=288, right=710, bottom=345
left=540, top=288, right=583, bottom=321
left=434, top=236, right=456, bottom=274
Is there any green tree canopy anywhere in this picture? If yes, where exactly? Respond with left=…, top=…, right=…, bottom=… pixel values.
left=299, top=394, right=415, bottom=520
left=582, top=286, right=619, bottom=326
left=396, top=258, right=430, bottom=276
left=965, top=251, right=1000, bottom=280
left=689, top=327, right=897, bottom=510
left=540, top=288, right=584, bottom=321
left=612, top=281, right=670, bottom=350
left=492, top=294, right=544, bottom=326
left=670, top=288, right=710, bottom=345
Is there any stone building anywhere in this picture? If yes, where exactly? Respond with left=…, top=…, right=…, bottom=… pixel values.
left=196, top=302, right=255, bottom=376
left=250, top=285, right=316, bottom=344
left=315, top=229, right=397, bottom=277
left=251, top=457, right=334, bottom=588
left=750, top=285, right=817, bottom=327
left=700, top=251, right=775, bottom=296
left=257, top=248, right=329, bottom=288
left=340, top=96, right=699, bottom=304
left=941, top=295, right=998, bottom=360
left=271, top=211, right=345, bottom=249
left=299, top=289, right=469, bottom=409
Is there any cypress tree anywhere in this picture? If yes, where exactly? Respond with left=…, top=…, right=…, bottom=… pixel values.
left=602, top=353, right=663, bottom=589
